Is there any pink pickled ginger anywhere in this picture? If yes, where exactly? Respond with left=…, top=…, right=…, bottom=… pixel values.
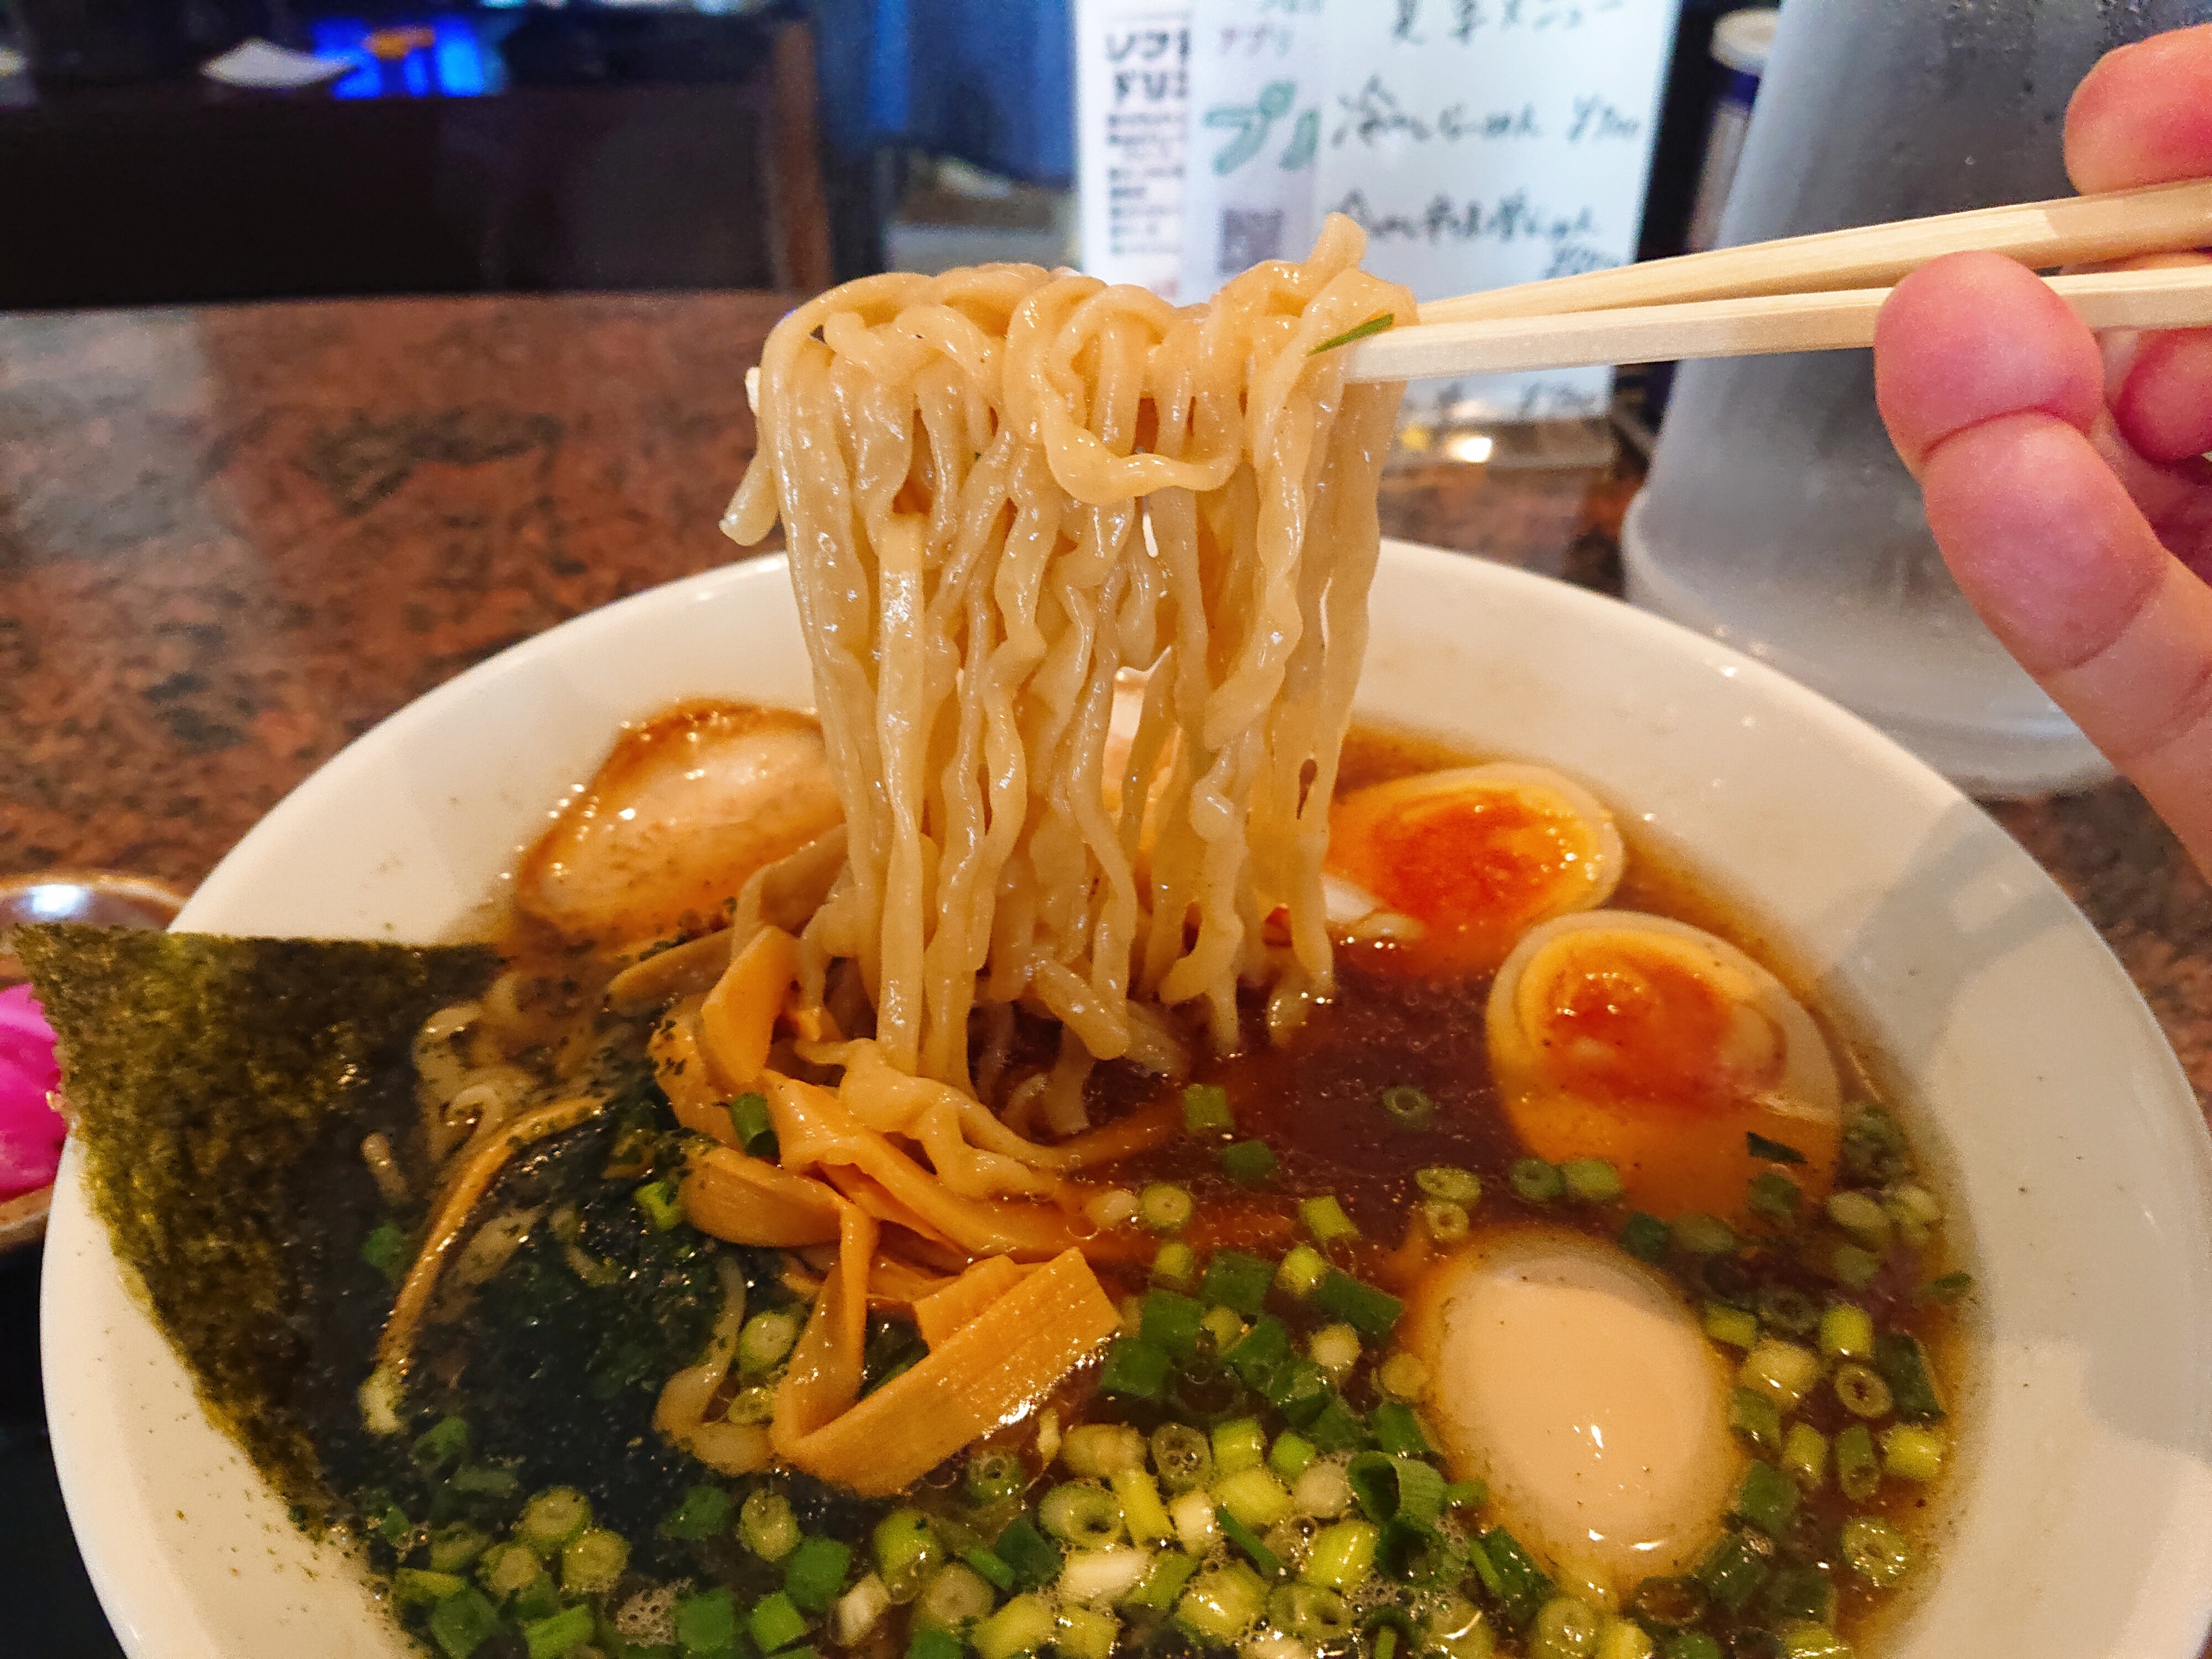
left=0, top=982, right=65, bottom=1199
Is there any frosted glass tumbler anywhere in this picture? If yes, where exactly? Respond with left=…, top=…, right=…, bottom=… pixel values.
left=1623, top=0, right=2212, bottom=796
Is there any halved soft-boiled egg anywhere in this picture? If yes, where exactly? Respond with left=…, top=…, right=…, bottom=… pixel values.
left=1406, top=1227, right=1739, bottom=1583
left=1325, top=764, right=1625, bottom=975
left=1488, top=911, right=1840, bottom=1220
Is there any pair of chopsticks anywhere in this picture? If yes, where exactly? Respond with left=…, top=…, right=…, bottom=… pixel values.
left=1338, top=178, right=2212, bottom=384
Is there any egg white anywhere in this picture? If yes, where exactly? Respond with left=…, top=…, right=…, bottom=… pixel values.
left=1406, top=1226, right=1740, bottom=1584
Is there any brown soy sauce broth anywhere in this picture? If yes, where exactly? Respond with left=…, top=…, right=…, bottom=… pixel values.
left=1128, top=723, right=1965, bottom=1645
left=312, top=714, right=1963, bottom=1659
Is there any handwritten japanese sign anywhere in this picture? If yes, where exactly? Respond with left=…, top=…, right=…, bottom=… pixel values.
left=1075, top=0, right=1193, bottom=296
left=1178, top=0, right=1327, bottom=297
left=1077, top=0, right=1676, bottom=421
left=1317, top=0, right=1678, bottom=420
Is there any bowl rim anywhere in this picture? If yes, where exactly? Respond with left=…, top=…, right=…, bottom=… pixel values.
left=41, top=543, right=2212, bottom=1659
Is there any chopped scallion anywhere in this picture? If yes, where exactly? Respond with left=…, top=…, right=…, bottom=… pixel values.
left=1731, top=1460, right=1799, bottom=1537
left=739, top=1308, right=803, bottom=1376
left=1098, top=1336, right=1171, bottom=1400
left=1914, top=1269, right=1974, bottom=1305
left=1314, top=1270, right=1402, bottom=1338
left=1181, top=1083, right=1233, bottom=1134
left=1269, top=1432, right=1316, bottom=1483
left=1370, top=1400, right=1432, bottom=1457
left=560, top=1527, right=628, bottom=1595
left=659, top=1483, right=733, bottom=1541
left=1509, top=1157, right=1564, bottom=1203
left=1881, top=1423, right=1945, bottom=1483
left=785, top=1535, right=854, bottom=1613
left=632, top=1178, right=683, bottom=1232
left=974, top=1594, right=1052, bottom=1659
left=1421, top=1198, right=1470, bottom=1242
left=1839, top=1515, right=1915, bottom=1588
left=1302, top=1519, right=1381, bottom=1592
left=1040, top=1482, right=1127, bottom=1552
left=729, top=1090, right=777, bottom=1157
left=1416, top=1166, right=1481, bottom=1206
left=1728, top=1387, right=1782, bottom=1455
left=966, top=1448, right=1027, bottom=1506
left=515, top=1487, right=591, bottom=1556
left=1380, top=1084, right=1433, bottom=1129
left=1177, top=1563, right=1270, bottom=1641
left=1219, top=1140, right=1277, bottom=1186
left=1825, top=1190, right=1892, bottom=1251
left=1275, top=1243, right=1329, bottom=1297
left=963, top=1546, right=1016, bottom=1594
left=426, top=1588, right=500, bottom=1659
left=1703, top=1302, right=1759, bottom=1350
left=1151, top=1423, right=1213, bottom=1493
left=1213, top=1501, right=1286, bottom=1575
left=1671, top=1213, right=1736, bottom=1256
left=521, top=1602, right=594, bottom=1659
left=1308, top=312, right=1396, bottom=356
left=1694, top=1527, right=1772, bottom=1613
left=1299, top=1194, right=1361, bottom=1248
left=1832, top=1363, right=1893, bottom=1420
left=742, top=1489, right=801, bottom=1562
left=1782, top=1423, right=1829, bottom=1490
left=1747, top=1169, right=1802, bottom=1224
left=1140, top=1182, right=1194, bottom=1232
left=1562, top=1157, right=1624, bottom=1203
left=1875, top=1331, right=1945, bottom=1421
left=1834, top=1423, right=1880, bottom=1501
left=992, top=1514, right=1063, bottom=1592
left=1200, top=1249, right=1276, bottom=1316
left=1617, top=1211, right=1670, bottom=1263
left=749, top=1590, right=810, bottom=1654
left=360, top=1220, right=409, bottom=1287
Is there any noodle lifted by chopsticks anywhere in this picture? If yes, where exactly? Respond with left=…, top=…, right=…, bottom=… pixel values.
left=724, top=216, right=1413, bottom=1128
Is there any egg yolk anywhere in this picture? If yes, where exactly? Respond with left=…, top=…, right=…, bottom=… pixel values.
left=1504, top=936, right=1839, bottom=1218
left=1329, top=787, right=1597, bottom=976
left=1541, top=947, right=1782, bottom=1113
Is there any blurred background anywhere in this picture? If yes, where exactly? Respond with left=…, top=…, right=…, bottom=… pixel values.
left=0, top=0, right=1755, bottom=311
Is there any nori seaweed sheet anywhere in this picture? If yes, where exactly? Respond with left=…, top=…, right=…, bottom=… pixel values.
left=16, top=924, right=498, bottom=1510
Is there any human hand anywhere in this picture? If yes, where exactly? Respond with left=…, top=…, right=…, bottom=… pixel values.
left=1873, top=24, right=2212, bottom=872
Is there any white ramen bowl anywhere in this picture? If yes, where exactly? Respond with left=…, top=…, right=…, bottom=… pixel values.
left=41, top=543, right=2212, bottom=1659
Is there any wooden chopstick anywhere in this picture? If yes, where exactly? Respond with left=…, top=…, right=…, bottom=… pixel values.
left=1413, top=178, right=2212, bottom=326
left=1342, top=263, right=2212, bottom=384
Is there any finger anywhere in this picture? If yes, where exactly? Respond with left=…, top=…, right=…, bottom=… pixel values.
left=2085, top=410, right=2212, bottom=582
left=2112, top=327, right=2212, bottom=463
left=1875, top=253, right=2212, bottom=576
left=2065, top=23, right=2212, bottom=191
left=1921, top=413, right=2212, bottom=874
left=1874, top=253, right=2103, bottom=475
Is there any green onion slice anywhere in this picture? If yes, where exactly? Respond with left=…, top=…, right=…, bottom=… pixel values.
left=1344, top=1452, right=1446, bottom=1525
left=1380, top=1085, right=1433, bottom=1129
left=1309, top=312, right=1396, bottom=355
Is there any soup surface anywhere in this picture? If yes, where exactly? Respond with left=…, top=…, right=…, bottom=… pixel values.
left=275, top=716, right=1963, bottom=1659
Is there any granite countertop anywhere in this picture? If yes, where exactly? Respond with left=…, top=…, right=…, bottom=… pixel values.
left=4, top=290, right=2206, bottom=1120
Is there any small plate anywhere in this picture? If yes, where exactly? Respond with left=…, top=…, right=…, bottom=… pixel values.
left=41, top=546, right=2212, bottom=1659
